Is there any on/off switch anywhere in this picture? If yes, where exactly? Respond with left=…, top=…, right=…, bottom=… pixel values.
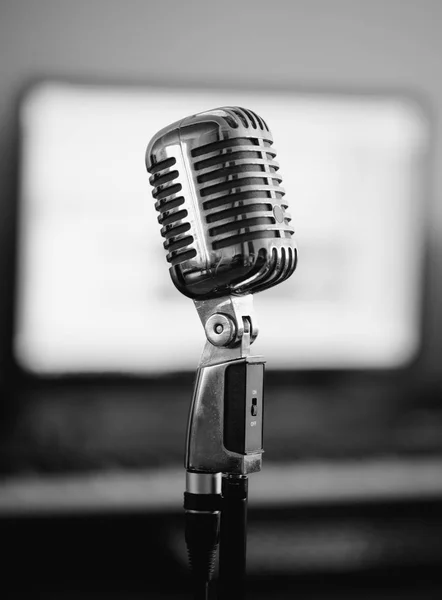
left=251, top=398, right=258, bottom=417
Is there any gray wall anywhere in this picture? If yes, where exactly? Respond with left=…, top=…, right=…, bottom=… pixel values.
left=1, top=0, right=441, bottom=377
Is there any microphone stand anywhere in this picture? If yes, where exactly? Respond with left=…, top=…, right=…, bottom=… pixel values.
left=183, top=294, right=264, bottom=600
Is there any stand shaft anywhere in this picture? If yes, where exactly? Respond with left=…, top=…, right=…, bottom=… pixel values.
left=218, top=475, right=248, bottom=599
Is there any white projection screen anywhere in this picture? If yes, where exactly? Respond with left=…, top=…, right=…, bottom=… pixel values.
left=14, top=82, right=428, bottom=374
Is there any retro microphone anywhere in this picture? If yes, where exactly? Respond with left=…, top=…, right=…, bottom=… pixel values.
left=145, top=106, right=297, bottom=600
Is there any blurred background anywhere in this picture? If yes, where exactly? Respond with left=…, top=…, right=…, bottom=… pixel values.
left=1, top=1, right=442, bottom=598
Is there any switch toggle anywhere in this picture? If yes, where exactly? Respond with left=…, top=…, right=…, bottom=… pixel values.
left=251, top=398, right=258, bottom=417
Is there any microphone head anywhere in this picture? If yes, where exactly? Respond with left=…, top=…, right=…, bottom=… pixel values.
left=145, top=106, right=297, bottom=300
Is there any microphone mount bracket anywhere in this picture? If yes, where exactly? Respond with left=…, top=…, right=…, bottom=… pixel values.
left=194, top=294, right=258, bottom=365
left=186, top=294, right=265, bottom=475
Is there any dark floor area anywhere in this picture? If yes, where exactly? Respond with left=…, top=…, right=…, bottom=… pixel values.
left=2, top=497, right=442, bottom=599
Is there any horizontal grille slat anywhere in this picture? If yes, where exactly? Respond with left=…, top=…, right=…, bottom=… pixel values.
left=152, top=183, right=182, bottom=200
left=147, top=156, right=176, bottom=175
left=165, top=235, right=195, bottom=252
left=161, top=222, right=191, bottom=239
left=150, top=169, right=179, bottom=186
left=158, top=208, right=188, bottom=226
left=155, top=195, right=185, bottom=213
left=194, top=150, right=276, bottom=171
left=212, top=229, right=292, bottom=250
left=191, top=137, right=272, bottom=158
left=209, top=216, right=275, bottom=237
left=200, top=176, right=282, bottom=198
left=196, top=157, right=280, bottom=179
left=206, top=202, right=273, bottom=223
left=203, top=188, right=285, bottom=211
left=197, top=163, right=266, bottom=184
left=168, top=249, right=197, bottom=265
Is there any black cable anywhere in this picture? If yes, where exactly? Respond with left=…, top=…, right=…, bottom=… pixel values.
left=184, top=491, right=221, bottom=600
left=191, top=580, right=209, bottom=600
left=218, top=475, right=248, bottom=600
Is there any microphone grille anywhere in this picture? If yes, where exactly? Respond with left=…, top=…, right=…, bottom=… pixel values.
left=146, top=106, right=297, bottom=298
left=148, top=157, right=197, bottom=266
left=191, top=107, right=294, bottom=254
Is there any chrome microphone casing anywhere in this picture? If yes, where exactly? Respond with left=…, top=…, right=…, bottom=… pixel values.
left=145, top=106, right=297, bottom=300
left=146, top=107, right=298, bottom=476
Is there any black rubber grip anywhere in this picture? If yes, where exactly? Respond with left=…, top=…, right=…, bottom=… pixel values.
left=184, top=492, right=222, bottom=512
left=185, top=510, right=220, bottom=591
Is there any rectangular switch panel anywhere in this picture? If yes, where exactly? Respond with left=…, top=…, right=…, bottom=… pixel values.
left=245, top=362, right=264, bottom=453
left=224, top=359, right=265, bottom=455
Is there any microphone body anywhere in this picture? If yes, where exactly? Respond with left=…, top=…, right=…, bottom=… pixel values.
left=146, top=106, right=297, bottom=300
left=146, top=106, right=298, bottom=600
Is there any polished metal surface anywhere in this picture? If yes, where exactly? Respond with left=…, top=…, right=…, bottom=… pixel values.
left=185, top=293, right=264, bottom=475
left=145, top=107, right=297, bottom=477
left=185, top=357, right=263, bottom=475
left=186, top=471, right=222, bottom=494
left=146, top=106, right=297, bottom=300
